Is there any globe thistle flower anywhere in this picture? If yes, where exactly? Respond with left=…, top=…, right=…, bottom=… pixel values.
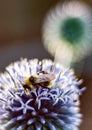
left=0, top=58, right=85, bottom=130
left=43, top=0, right=92, bottom=66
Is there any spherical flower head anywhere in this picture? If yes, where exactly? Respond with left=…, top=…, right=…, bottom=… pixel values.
left=0, top=59, right=85, bottom=130
left=43, top=0, right=92, bottom=66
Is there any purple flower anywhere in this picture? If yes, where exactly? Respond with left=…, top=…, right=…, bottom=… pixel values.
left=0, top=59, right=85, bottom=130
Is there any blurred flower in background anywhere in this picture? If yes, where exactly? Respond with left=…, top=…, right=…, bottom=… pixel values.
left=43, top=0, right=92, bottom=67
left=0, top=59, right=85, bottom=130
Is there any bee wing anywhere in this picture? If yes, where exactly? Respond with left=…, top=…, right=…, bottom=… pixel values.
left=35, top=74, right=55, bottom=83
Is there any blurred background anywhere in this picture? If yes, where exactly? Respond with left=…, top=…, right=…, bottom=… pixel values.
left=0, top=0, right=91, bottom=129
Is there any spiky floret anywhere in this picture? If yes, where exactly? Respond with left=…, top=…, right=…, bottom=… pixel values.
left=43, top=0, right=92, bottom=66
left=0, top=59, right=85, bottom=130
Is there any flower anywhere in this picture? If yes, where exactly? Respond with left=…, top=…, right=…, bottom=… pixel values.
left=43, top=0, right=92, bottom=66
left=0, top=59, right=85, bottom=130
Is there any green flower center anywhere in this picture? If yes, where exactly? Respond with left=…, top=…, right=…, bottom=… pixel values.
left=61, top=17, right=85, bottom=44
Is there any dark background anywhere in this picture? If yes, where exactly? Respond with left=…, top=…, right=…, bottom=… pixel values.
left=0, top=0, right=92, bottom=130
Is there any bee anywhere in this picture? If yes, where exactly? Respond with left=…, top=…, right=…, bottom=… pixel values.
left=23, top=71, right=55, bottom=91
